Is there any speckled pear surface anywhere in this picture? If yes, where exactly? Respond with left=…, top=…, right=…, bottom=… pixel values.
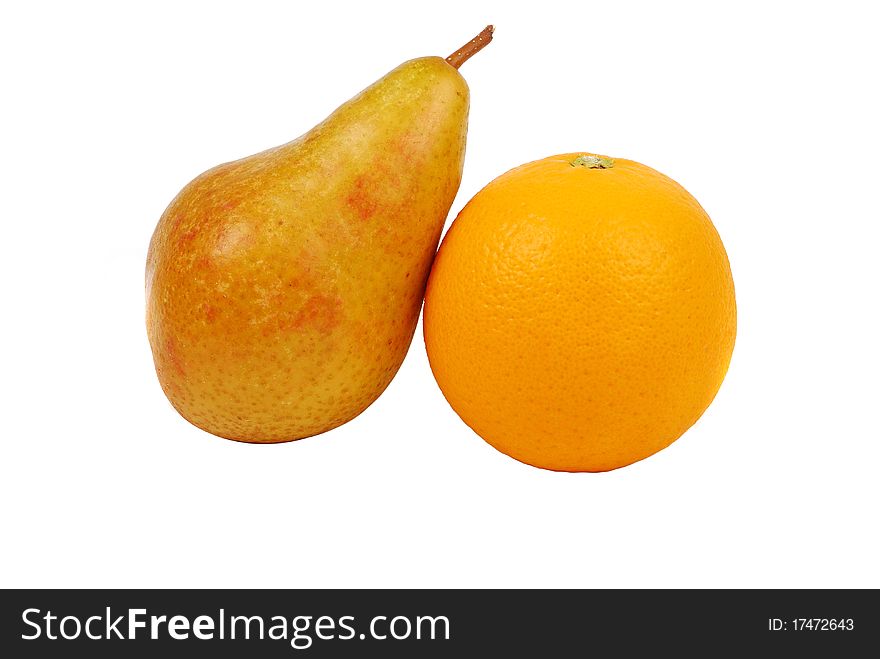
left=146, top=56, right=469, bottom=442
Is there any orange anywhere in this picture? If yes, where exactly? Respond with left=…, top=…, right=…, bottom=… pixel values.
left=423, top=153, right=736, bottom=472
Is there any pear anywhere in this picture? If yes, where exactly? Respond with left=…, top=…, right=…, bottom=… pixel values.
left=146, top=27, right=493, bottom=442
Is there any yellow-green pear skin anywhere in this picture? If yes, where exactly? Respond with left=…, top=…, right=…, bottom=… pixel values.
left=146, top=56, right=470, bottom=442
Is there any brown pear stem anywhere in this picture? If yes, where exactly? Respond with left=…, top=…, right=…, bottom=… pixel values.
left=446, top=25, right=494, bottom=69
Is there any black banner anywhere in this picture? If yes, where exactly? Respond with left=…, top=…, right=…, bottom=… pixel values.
left=1, top=589, right=875, bottom=656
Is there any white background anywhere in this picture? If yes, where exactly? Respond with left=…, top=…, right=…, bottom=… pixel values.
left=2, top=1, right=878, bottom=589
